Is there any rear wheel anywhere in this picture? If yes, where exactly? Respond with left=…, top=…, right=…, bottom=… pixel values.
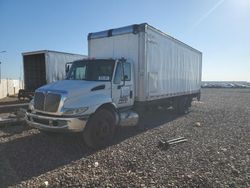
left=83, top=109, right=115, bottom=149
left=174, top=96, right=192, bottom=114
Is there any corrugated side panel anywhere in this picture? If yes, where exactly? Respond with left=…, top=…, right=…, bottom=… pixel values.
left=145, top=27, right=202, bottom=101
left=46, top=52, right=86, bottom=83
left=89, top=33, right=140, bottom=97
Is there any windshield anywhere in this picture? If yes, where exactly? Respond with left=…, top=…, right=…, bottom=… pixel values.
left=66, top=60, right=115, bottom=81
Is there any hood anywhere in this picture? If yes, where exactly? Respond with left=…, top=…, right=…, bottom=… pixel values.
left=37, top=80, right=110, bottom=97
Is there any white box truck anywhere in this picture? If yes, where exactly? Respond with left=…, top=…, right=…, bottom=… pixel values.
left=25, top=24, right=202, bottom=149
left=18, top=50, right=86, bottom=100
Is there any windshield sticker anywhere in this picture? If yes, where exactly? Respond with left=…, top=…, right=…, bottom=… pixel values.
left=98, top=76, right=110, bottom=81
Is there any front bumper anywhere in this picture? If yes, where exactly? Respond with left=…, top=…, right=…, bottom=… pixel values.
left=25, top=111, right=88, bottom=132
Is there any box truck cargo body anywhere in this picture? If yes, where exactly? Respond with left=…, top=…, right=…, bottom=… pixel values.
left=88, top=23, right=202, bottom=102
left=19, top=50, right=86, bottom=99
left=25, top=24, right=202, bottom=149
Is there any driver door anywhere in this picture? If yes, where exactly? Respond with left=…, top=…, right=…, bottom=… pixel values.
left=112, top=61, right=134, bottom=108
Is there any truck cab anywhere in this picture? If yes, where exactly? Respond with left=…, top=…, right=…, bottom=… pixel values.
left=65, top=58, right=135, bottom=110
left=25, top=58, right=138, bottom=148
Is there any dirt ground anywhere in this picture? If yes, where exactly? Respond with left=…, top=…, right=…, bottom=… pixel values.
left=0, top=95, right=29, bottom=105
left=0, top=96, right=29, bottom=114
left=0, top=89, right=249, bottom=188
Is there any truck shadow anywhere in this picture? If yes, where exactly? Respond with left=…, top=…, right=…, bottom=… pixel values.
left=0, top=108, right=180, bottom=187
left=0, top=132, right=94, bottom=187
left=114, top=108, right=179, bottom=143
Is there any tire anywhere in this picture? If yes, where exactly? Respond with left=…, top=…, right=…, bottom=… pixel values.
left=175, top=97, right=191, bottom=114
left=83, top=109, right=115, bottom=149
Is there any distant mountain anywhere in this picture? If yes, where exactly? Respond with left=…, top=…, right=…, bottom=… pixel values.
left=202, top=81, right=250, bottom=88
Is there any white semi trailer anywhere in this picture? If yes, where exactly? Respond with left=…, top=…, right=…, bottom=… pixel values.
left=25, top=23, right=202, bottom=149
left=18, top=50, right=86, bottom=100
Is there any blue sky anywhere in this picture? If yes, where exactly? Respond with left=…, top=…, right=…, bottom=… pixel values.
left=0, top=0, right=249, bottom=81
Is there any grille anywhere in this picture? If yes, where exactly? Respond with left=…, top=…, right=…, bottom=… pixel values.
left=34, top=92, right=61, bottom=112
left=34, top=92, right=45, bottom=111
left=44, top=93, right=61, bottom=112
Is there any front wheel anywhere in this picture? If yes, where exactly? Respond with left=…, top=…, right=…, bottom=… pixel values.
left=83, top=109, right=115, bottom=149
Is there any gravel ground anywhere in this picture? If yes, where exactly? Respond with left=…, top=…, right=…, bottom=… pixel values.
left=0, top=88, right=249, bottom=188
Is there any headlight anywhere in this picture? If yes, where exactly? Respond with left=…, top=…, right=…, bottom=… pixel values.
left=29, top=99, right=34, bottom=111
left=62, top=107, right=88, bottom=116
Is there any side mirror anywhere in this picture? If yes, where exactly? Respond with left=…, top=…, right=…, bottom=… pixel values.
left=65, top=62, right=73, bottom=74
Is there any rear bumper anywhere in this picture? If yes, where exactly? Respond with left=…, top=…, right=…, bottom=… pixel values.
left=25, top=111, right=88, bottom=132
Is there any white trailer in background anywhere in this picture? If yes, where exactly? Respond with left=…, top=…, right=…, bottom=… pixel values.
left=18, top=50, right=86, bottom=99
left=25, top=23, right=202, bottom=149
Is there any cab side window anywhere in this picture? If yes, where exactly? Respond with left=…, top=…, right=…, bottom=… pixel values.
left=123, top=63, right=131, bottom=81
left=114, top=62, right=123, bottom=84
left=113, top=62, right=131, bottom=84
